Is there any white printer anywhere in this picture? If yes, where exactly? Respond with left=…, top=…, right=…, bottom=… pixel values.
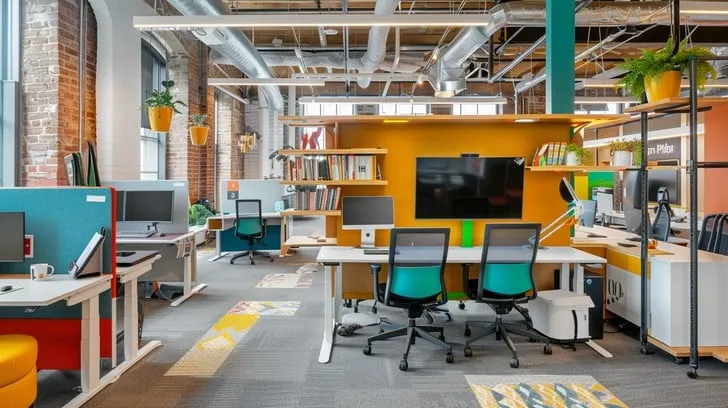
left=529, top=290, right=594, bottom=342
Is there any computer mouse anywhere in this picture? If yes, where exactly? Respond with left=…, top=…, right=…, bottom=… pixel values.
left=1, top=285, right=12, bottom=292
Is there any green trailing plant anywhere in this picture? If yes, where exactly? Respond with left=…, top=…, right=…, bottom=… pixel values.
left=608, top=139, right=641, bottom=155
left=143, top=80, right=186, bottom=113
left=190, top=113, right=208, bottom=126
left=189, top=203, right=215, bottom=226
left=565, top=143, right=594, bottom=165
left=617, top=38, right=717, bottom=98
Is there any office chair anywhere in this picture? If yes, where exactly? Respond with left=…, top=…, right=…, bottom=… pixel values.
left=651, top=201, right=672, bottom=242
left=230, top=199, right=273, bottom=265
left=710, top=215, right=728, bottom=255
left=362, top=228, right=454, bottom=371
left=698, top=214, right=724, bottom=252
left=462, top=224, right=551, bottom=369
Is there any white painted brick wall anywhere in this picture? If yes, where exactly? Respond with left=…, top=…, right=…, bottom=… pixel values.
left=243, top=103, right=261, bottom=179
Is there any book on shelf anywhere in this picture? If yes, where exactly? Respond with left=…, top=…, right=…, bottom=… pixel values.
left=292, top=186, right=341, bottom=211
left=284, top=154, right=377, bottom=181
left=531, top=142, right=567, bottom=166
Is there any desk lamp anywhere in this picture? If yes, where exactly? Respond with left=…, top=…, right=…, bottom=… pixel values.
left=539, top=177, right=584, bottom=245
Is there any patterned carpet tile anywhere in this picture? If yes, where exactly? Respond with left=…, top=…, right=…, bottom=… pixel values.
left=465, top=375, right=628, bottom=408
left=255, top=265, right=316, bottom=288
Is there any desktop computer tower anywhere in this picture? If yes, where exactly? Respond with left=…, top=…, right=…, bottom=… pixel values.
left=553, top=270, right=604, bottom=339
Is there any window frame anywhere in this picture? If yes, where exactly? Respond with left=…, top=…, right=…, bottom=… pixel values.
left=140, top=38, right=168, bottom=180
left=0, top=1, right=21, bottom=187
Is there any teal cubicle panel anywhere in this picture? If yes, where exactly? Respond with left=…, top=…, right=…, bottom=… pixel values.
left=220, top=225, right=282, bottom=252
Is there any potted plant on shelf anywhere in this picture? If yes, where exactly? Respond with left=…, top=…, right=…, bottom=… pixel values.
left=143, top=80, right=186, bottom=133
left=617, top=38, right=717, bottom=103
left=564, top=143, right=594, bottom=166
left=189, top=114, right=209, bottom=145
left=609, top=139, right=640, bottom=166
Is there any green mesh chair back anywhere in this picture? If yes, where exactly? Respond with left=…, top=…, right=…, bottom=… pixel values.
left=235, top=199, right=263, bottom=238
left=478, top=223, right=540, bottom=302
left=384, top=228, right=450, bottom=304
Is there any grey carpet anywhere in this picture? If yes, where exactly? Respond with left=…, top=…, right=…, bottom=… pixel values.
left=35, top=218, right=728, bottom=407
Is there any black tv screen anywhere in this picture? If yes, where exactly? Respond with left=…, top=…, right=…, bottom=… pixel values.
left=648, top=169, right=679, bottom=205
left=415, top=157, right=525, bottom=219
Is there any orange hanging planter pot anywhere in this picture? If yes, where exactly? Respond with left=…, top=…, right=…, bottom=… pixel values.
left=644, top=70, right=682, bottom=103
left=148, top=107, right=174, bottom=133
left=189, top=126, right=209, bottom=145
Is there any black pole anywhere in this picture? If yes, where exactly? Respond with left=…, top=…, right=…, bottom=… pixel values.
left=639, top=91, right=651, bottom=354
left=687, top=57, right=699, bottom=379
left=672, top=0, right=681, bottom=55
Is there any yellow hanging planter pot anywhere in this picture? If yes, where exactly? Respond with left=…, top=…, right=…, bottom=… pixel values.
left=147, top=107, right=174, bottom=133
left=644, top=70, right=682, bottom=103
left=189, top=126, right=209, bottom=145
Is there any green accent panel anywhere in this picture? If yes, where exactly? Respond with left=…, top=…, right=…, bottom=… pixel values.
left=461, top=220, right=473, bottom=248
left=588, top=172, right=615, bottom=200
left=390, top=265, right=442, bottom=299
left=483, top=263, right=533, bottom=295
left=545, top=0, right=575, bottom=114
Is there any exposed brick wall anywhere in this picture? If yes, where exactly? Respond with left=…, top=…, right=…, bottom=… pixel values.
left=215, top=92, right=246, bottom=184
left=243, top=104, right=262, bottom=179
left=21, top=0, right=96, bottom=186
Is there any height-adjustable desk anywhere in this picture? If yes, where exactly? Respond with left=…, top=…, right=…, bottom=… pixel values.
left=205, top=212, right=283, bottom=261
left=316, top=245, right=608, bottom=364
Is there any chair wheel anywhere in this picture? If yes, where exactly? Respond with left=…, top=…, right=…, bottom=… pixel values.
left=439, top=334, right=446, bottom=341
left=250, top=260, right=255, bottom=265
left=510, top=358, right=520, bottom=369
left=399, top=360, right=408, bottom=371
left=269, top=258, right=274, bottom=262
left=363, top=345, right=372, bottom=356
left=229, top=259, right=234, bottom=265
left=371, top=306, right=377, bottom=314
left=344, top=299, right=352, bottom=308
left=464, top=327, right=471, bottom=337
left=544, top=344, right=552, bottom=355
left=425, top=313, right=434, bottom=324
left=443, top=312, right=453, bottom=322
left=446, top=352, right=454, bottom=364
left=464, top=347, right=473, bottom=357
left=687, top=369, right=698, bottom=379
left=458, top=302, right=465, bottom=310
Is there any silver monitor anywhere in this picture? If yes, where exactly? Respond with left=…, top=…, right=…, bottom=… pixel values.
left=0, top=212, right=25, bottom=262
left=342, top=196, right=395, bottom=248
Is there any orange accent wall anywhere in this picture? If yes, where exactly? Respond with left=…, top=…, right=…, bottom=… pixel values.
left=703, top=105, right=728, bottom=213
left=330, top=122, right=572, bottom=247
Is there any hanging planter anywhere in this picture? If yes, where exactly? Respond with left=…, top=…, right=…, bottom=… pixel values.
left=143, top=80, right=186, bottom=133
left=618, top=38, right=717, bottom=103
left=189, top=114, right=209, bottom=145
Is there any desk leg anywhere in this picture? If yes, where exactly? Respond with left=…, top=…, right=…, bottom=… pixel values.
left=209, top=230, right=226, bottom=261
left=171, top=242, right=207, bottom=307
left=560, top=263, right=570, bottom=291
left=80, top=296, right=100, bottom=393
left=334, top=263, right=343, bottom=324
left=124, top=279, right=139, bottom=359
left=319, top=263, right=336, bottom=364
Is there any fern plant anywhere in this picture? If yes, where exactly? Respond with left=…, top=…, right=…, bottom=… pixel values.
left=617, top=38, right=717, bottom=98
left=190, top=114, right=208, bottom=126
left=143, top=80, right=186, bottom=113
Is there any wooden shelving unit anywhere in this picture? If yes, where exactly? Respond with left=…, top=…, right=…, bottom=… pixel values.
left=526, top=165, right=637, bottom=172
left=279, top=209, right=341, bottom=217
left=278, top=114, right=627, bottom=127
left=624, top=97, right=728, bottom=114
left=281, top=179, right=388, bottom=186
left=277, top=148, right=387, bottom=156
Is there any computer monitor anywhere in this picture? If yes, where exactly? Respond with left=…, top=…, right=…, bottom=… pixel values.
left=580, top=200, right=596, bottom=227
left=123, top=190, right=175, bottom=224
left=623, top=169, right=643, bottom=210
left=115, top=190, right=125, bottom=222
left=0, top=212, right=25, bottom=262
left=342, top=196, right=394, bottom=248
left=625, top=208, right=645, bottom=236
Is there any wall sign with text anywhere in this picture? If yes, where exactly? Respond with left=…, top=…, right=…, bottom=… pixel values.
left=646, top=137, right=681, bottom=161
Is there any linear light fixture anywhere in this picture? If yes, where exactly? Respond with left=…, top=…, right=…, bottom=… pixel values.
left=209, top=78, right=326, bottom=87
left=681, top=1, right=728, bottom=15
left=575, top=96, right=639, bottom=104
left=580, top=78, right=728, bottom=89
left=383, top=119, right=409, bottom=124
left=297, top=96, right=507, bottom=105
left=133, top=14, right=492, bottom=30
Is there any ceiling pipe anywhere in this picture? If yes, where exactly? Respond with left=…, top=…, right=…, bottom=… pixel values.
left=356, top=0, right=400, bottom=88
left=166, top=0, right=283, bottom=110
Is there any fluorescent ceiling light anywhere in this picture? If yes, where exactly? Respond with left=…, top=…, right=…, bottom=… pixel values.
left=575, top=96, right=639, bottom=104
left=514, top=118, right=537, bottom=123
left=297, top=96, right=507, bottom=105
left=292, top=73, right=420, bottom=82
left=383, top=119, right=409, bottom=124
left=681, top=1, right=728, bottom=15
left=208, top=78, right=325, bottom=87
left=133, top=14, right=492, bottom=30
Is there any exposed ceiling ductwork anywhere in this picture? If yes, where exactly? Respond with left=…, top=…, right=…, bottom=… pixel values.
left=355, top=0, right=400, bottom=88
left=166, top=0, right=284, bottom=110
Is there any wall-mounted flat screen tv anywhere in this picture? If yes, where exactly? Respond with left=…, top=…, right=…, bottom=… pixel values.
left=415, top=157, right=525, bottom=219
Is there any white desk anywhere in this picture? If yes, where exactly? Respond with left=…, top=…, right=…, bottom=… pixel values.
left=109, top=256, right=162, bottom=378
left=117, top=231, right=203, bottom=307
left=206, top=212, right=282, bottom=261
left=315, top=246, right=609, bottom=364
left=0, top=275, right=111, bottom=408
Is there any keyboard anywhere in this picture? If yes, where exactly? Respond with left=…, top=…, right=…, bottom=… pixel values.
left=116, top=232, right=154, bottom=238
left=363, top=249, right=389, bottom=255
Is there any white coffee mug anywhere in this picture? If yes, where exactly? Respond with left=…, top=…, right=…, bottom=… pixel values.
left=30, top=264, right=55, bottom=281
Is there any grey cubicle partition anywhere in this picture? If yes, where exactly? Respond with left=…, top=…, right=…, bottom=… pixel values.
left=219, top=179, right=285, bottom=214
left=105, top=180, right=190, bottom=234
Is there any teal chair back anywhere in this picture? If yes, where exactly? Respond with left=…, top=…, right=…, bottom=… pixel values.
left=235, top=199, right=263, bottom=238
left=384, top=228, right=450, bottom=304
left=478, top=223, right=540, bottom=302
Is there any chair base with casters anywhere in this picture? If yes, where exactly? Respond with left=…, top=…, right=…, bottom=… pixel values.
left=463, top=303, right=551, bottom=368
left=363, top=311, right=454, bottom=372
left=230, top=249, right=274, bottom=265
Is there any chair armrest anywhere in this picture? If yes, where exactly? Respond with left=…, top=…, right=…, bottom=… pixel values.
left=368, top=264, right=382, bottom=301
left=260, top=218, right=268, bottom=238
left=460, top=264, right=472, bottom=299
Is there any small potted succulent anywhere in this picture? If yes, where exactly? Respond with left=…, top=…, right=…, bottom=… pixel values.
left=143, top=80, right=186, bottom=133
left=189, top=114, right=209, bottom=145
left=565, top=143, right=594, bottom=166
left=609, top=139, right=641, bottom=167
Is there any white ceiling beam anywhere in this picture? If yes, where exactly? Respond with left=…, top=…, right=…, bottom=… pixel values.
left=298, top=96, right=507, bottom=105
left=208, top=78, right=326, bottom=86
left=133, top=13, right=492, bottom=30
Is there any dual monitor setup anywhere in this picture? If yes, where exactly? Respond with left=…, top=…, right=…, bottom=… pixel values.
left=0, top=212, right=25, bottom=264
left=115, top=190, right=175, bottom=237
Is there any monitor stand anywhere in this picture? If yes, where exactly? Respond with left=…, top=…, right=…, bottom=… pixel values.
left=358, top=228, right=376, bottom=249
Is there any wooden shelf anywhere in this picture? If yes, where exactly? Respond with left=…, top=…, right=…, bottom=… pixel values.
left=280, top=180, right=388, bottom=186
left=278, top=114, right=628, bottom=127
left=624, top=97, right=728, bottom=114
left=648, top=336, right=728, bottom=363
left=526, top=165, right=637, bottom=173
left=279, top=209, right=341, bottom=216
left=585, top=112, right=665, bottom=130
left=277, top=148, right=387, bottom=156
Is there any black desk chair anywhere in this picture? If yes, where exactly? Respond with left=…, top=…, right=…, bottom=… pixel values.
left=651, top=201, right=672, bottom=242
left=230, top=199, right=273, bottom=265
left=698, top=214, right=724, bottom=252
left=363, top=228, right=453, bottom=371
left=462, top=224, right=551, bottom=368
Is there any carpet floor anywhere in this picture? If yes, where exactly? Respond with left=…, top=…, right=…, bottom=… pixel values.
left=34, top=218, right=728, bottom=408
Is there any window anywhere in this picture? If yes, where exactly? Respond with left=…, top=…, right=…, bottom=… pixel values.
left=378, top=103, right=428, bottom=115
left=575, top=103, right=621, bottom=115
left=452, top=103, right=498, bottom=115
left=0, top=1, right=20, bottom=186
left=301, top=103, right=353, bottom=148
left=140, top=39, right=167, bottom=179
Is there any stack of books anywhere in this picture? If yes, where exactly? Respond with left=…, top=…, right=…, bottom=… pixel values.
left=292, top=187, right=342, bottom=211
left=285, top=155, right=377, bottom=181
left=531, top=142, right=568, bottom=166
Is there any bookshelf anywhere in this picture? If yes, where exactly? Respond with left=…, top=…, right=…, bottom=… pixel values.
left=282, top=180, right=388, bottom=186
left=280, top=209, right=341, bottom=216
left=277, top=148, right=387, bottom=156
